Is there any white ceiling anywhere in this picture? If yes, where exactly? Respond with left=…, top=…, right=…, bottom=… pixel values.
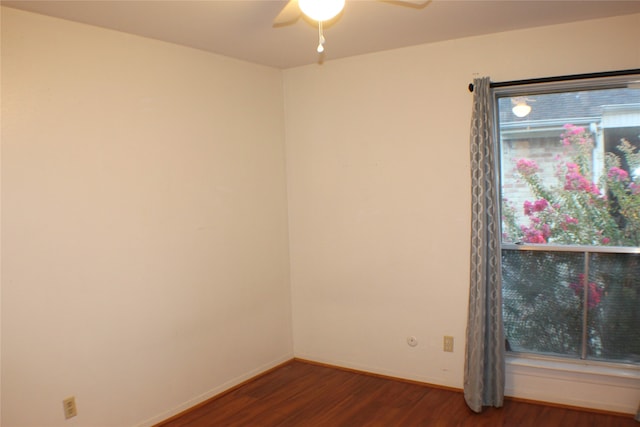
left=3, top=0, right=640, bottom=69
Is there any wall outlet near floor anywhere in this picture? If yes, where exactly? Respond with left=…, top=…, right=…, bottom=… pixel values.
left=443, top=336, right=454, bottom=352
left=63, top=396, right=77, bottom=419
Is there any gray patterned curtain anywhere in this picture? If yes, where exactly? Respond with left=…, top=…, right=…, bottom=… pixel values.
left=464, top=77, right=505, bottom=413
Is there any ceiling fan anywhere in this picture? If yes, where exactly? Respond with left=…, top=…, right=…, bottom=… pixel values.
left=274, top=0, right=430, bottom=53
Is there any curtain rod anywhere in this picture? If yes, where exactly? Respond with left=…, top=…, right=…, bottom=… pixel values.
left=467, top=68, right=640, bottom=92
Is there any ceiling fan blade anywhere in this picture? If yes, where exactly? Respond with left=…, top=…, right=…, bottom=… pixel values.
left=383, top=0, right=430, bottom=7
left=273, top=0, right=301, bottom=26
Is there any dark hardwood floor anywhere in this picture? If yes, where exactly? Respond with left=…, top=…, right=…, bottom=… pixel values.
left=157, top=359, right=637, bottom=427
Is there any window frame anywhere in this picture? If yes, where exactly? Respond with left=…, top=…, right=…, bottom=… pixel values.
left=492, top=74, right=640, bottom=367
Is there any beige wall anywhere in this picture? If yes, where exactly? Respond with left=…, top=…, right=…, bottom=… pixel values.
left=284, top=14, right=640, bottom=414
left=1, top=7, right=292, bottom=427
left=2, top=5, right=640, bottom=426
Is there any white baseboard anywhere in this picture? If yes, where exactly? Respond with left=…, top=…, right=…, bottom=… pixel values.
left=135, top=353, right=294, bottom=427
left=293, top=352, right=461, bottom=390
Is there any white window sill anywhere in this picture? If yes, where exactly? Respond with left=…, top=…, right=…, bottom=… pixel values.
left=506, top=353, right=640, bottom=381
left=505, top=354, right=640, bottom=413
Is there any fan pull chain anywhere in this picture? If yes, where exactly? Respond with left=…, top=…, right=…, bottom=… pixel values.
left=317, top=21, right=325, bottom=53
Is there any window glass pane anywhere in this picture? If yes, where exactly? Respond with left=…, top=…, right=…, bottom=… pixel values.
left=498, top=87, right=640, bottom=247
left=502, top=250, right=583, bottom=358
left=497, top=77, right=640, bottom=365
left=587, top=252, right=640, bottom=363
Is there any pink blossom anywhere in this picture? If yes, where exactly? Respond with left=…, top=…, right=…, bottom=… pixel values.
left=607, top=167, right=629, bottom=182
left=565, top=171, right=592, bottom=192
left=569, top=274, right=604, bottom=308
left=520, top=225, right=546, bottom=243
left=564, top=163, right=597, bottom=192
left=561, top=125, right=593, bottom=149
left=630, top=182, right=640, bottom=195
left=562, top=124, right=585, bottom=135
left=516, top=159, right=539, bottom=177
left=564, top=215, right=579, bottom=225
left=566, top=162, right=579, bottom=172
left=561, top=215, right=579, bottom=231
left=524, top=201, right=533, bottom=216
left=534, top=199, right=548, bottom=211
left=601, top=237, right=611, bottom=245
left=523, top=198, right=548, bottom=216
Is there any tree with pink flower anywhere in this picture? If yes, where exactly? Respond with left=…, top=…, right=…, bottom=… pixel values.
left=503, top=126, right=640, bottom=246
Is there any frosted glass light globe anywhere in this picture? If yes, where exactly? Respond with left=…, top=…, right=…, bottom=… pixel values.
left=512, top=102, right=532, bottom=118
left=299, top=0, right=345, bottom=22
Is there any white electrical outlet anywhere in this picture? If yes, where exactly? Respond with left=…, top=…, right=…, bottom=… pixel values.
left=444, top=336, right=454, bottom=352
left=63, top=396, right=77, bottom=419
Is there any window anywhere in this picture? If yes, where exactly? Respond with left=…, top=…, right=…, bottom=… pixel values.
left=495, top=76, right=640, bottom=364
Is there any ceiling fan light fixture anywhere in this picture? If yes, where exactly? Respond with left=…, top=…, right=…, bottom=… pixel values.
left=511, top=97, right=536, bottom=117
left=299, top=0, right=345, bottom=22
left=512, top=103, right=531, bottom=118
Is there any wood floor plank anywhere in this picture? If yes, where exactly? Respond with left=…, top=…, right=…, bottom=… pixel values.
left=156, top=360, right=638, bottom=427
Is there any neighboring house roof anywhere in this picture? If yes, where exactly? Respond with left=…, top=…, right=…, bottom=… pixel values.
left=498, top=88, right=640, bottom=124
